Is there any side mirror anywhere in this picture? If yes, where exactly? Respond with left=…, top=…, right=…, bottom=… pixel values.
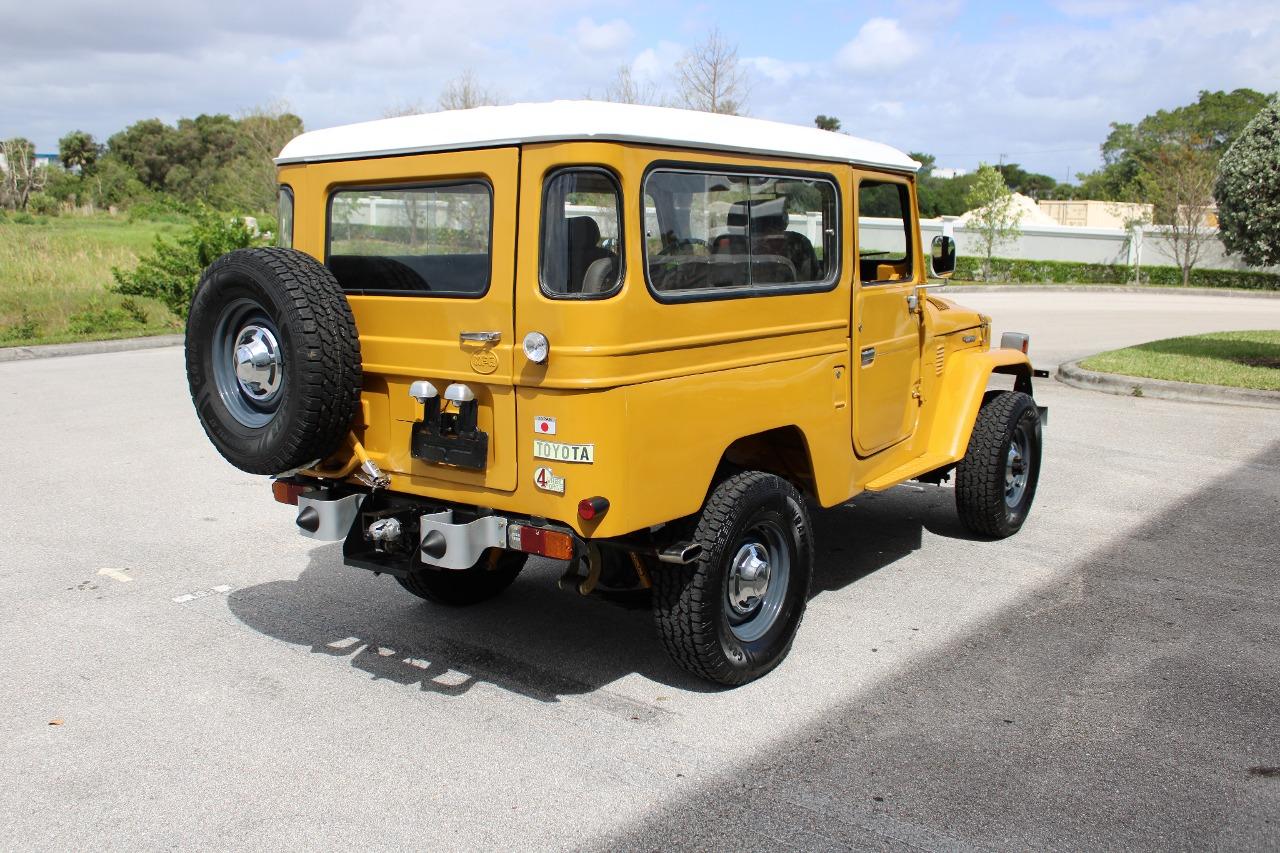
left=929, top=235, right=956, bottom=279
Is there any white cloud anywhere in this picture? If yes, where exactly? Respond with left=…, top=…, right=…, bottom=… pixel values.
left=571, top=17, right=634, bottom=54
left=835, top=18, right=922, bottom=73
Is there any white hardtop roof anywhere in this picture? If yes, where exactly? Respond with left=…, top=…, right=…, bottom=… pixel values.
left=276, top=100, right=919, bottom=172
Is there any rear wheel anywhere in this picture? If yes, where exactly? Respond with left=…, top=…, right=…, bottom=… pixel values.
left=956, top=391, right=1042, bottom=538
left=652, top=472, right=813, bottom=686
left=397, top=550, right=527, bottom=606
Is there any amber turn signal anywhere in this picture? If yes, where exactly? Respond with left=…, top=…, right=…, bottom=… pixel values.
left=272, top=480, right=306, bottom=506
left=508, top=524, right=576, bottom=560
left=577, top=496, right=610, bottom=521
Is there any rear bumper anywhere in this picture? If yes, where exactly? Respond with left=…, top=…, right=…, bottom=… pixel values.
left=290, top=486, right=573, bottom=575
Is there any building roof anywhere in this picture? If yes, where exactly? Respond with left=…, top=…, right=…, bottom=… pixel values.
left=275, top=100, right=919, bottom=172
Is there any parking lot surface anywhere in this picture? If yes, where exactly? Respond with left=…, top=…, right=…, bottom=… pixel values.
left=1, top=291, right=1276, bottom=850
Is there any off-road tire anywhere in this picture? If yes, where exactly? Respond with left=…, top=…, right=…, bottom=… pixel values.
left=185, top=248, right=361, bottom=475
left=652, top=472, right=813, bottom=686
left=397, top=550, right=527, bottom=606
left=955, top=390, right=1042, bottom=538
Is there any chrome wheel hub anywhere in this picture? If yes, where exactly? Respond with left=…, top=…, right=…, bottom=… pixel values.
left=232, top=324, right=282, bottom=403
left=1005, top=434, right=1029, bottom=507
left=728, top=542, right=771, bottom=615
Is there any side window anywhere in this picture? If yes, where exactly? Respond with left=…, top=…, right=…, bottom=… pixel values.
left=326, top=182, right=492, bottom=297
left=540, top=169, right=623, bottom=298
left=857, top=181, right=914, bottom=284
left=277, top=185, right=294, bottom=249
left=642, top=168, right=838, bottom=299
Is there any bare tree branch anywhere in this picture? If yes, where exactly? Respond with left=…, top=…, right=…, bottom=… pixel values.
left=438, top=70, right=503, bottom=111
left=603, top=64, right=665, bottom=106
left=675, top=28, right=748, bottom=115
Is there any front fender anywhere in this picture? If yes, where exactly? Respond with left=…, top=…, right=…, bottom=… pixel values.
left=929, top=348, right=1033, bottom=462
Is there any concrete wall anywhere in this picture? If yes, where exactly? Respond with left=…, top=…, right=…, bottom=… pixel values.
left=911, top=218, right=1261, bottom=272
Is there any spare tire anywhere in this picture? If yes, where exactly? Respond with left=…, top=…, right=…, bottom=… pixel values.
left=185, top=247, right=362, bottom=475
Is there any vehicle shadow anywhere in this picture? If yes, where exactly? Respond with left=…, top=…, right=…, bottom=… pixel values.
left=226, top=484, right=966, bottom=703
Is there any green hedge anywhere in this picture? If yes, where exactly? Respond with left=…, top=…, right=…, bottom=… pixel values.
left=954, top=256, right=1280, bottom=291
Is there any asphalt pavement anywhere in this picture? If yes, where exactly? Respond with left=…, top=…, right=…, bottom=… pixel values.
left=1, top=290, right=1277, bottom=850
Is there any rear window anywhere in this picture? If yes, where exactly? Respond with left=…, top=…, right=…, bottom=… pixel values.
left=326, top=182, right=492, bottom=297
left=540, top=168, right=623, bottom=298
left=642, top=168, right=838, bottom=301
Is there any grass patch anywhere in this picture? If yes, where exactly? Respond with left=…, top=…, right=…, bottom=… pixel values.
left=0, top=215, right=188, bottom=346
left=1080, top=330, right=1280, bottom=392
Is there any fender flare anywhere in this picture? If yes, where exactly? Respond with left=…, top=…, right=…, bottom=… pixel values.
left=928, top=348, right=1034, bottom=461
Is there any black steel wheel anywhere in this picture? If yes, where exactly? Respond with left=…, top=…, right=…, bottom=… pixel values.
left=955, top=390, right=1042, bottom=538
left=652, top=471, right=814, bottom=686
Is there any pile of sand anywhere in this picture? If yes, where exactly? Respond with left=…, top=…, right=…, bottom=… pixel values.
left=956, top=192, right=1059, bottom=227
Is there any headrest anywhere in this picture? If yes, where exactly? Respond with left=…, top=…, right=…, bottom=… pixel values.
left=567, top=216, right=601, bottom=247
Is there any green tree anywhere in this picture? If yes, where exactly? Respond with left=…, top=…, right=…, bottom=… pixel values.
left=815, top=115, right=842, bottom=132
left=994, top=163, right=1058, bottom=199
left=58, top=130, right=100, bottom=175
left=107, top=118, right=179, bottom=190
left=1142, top=143, right=1217, bottom=286
left=1215, top=98, right=1280, bottom=267
left=1078, top=88, right=1272, bottom=201
left=964, top=164, right=1021, bottom=280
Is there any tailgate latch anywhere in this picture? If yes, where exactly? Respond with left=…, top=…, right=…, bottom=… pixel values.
left=408, top=381, right=489, bottom=470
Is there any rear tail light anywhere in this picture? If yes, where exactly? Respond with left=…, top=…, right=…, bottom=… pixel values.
left=507, top=523, right=575, bottom=560
left=577, top=496, right=609, bottom=521
left=272, top=480, right=307, bottom=505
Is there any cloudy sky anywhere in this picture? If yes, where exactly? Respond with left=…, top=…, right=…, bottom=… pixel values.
left=2, top=0, right=1278, bottom=180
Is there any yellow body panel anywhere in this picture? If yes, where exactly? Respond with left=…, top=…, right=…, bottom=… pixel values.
left=280, top=141, right=1031, bottom=538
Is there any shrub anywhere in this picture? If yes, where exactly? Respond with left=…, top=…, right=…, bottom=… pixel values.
left=11, top=211, right=36, bottom=225
left=66, top=302, right=135, bottom=336
left=953, top=255, right=1280, bottom=290
left=1215, top=98, right=1280, bottom=267
left=0, top=311, right=39, bottom=343
left=27, top=192, right=60, bottom=216
left=127, top=196, right=190, bottom=224
left=113, top=205, right=258, bottom=318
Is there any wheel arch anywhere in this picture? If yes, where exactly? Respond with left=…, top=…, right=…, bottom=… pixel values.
left=712, top=425, right=818, bottom=500
left=928, top=348, right=1034, bottom=463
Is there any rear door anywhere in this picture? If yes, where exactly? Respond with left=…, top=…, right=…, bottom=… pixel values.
left=322, top=148, right=519, bottom=490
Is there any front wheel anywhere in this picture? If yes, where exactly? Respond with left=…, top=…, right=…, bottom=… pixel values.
left=955, top=391, right=1042, bottom=538
left=652, top=472, right=814, bottom=686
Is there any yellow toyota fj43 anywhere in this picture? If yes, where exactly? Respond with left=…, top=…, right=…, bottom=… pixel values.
left=186, top=101, right=1044, bottom=685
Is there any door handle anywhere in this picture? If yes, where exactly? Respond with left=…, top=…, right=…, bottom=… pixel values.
left=906, top=294, right=919, bottom=312
left=460, top=330, right=502, bottom=344
left=860, top=347, right=875, bottom=366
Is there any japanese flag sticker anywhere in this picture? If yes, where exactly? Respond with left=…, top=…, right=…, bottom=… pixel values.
left=534, top=466, right=565, bottom=494
left=534, top=416, right=556, bottom=436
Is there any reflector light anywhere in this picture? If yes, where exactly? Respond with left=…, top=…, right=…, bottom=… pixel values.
left=1000, top=331, right=1030, bottom=354
left=508, top=524, right=575, bottom=560
left=272, top=480, right=306, bottom=506
left=578, top=496, right=610, bottom=520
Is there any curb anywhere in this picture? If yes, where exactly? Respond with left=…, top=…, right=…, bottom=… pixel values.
left=0, top=334, right=183, bottom=363
left=946, top=284, right=1280, bottom=298
left=1056, top=359, right=1280, bottom=410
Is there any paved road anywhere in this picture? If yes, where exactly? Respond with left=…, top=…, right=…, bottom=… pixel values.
left=1, top=291, right=1277, bottom=850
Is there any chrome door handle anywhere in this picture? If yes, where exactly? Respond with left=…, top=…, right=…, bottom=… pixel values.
left=459, top=330, right=501, bottom=344
left=860, top=347, right=875, bottom=366
left=906, top=294, right=919, bottom=311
